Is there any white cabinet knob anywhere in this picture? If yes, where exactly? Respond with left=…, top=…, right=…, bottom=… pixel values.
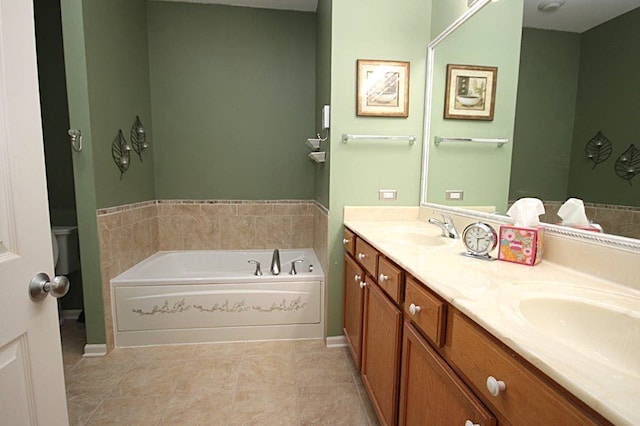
left=358, top=253, right=366, bottom=260
left=343, top=238, right=350, bottom=244
left=464, top=421, right=480, bottom=426
left=409, top=303, right=421, bottom=315
left=378, top=273, right=388, bottom=283
left=486, top=376, right=506, bottom=396
left=354, top=274, right=361, bottom=282
left=359, top=281, right=366, bottom=289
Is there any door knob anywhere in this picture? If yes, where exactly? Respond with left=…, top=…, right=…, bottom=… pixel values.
left=29, top=272, right=69, bottom=301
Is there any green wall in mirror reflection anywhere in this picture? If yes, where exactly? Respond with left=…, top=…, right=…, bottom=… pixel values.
left=425, top=0, right=524, bottom=214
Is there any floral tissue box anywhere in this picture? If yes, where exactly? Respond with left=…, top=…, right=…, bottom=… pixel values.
left=498, top=225, right=543, bottom=266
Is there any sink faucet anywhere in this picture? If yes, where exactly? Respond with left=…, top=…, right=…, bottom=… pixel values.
left=428, top=213, right=459, bottom=239
left=270, top=249, right=281, bottom=275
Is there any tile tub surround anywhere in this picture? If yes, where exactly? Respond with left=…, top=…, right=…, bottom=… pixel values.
left=344, top=206, right=640, bottom=425
left=97, top=200, right=328, bottom=351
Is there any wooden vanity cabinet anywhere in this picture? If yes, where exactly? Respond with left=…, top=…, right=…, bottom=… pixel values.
left=343, top=253, right=365, bottom=369
left=399, top=322, right=496, bottom=426
left=361, top=279, right=402, bottom=426
left=355, top=237, right=378, bottom=278
left=344, top=226, right=612, bottom=426
left=404, top=276, right=446, bottom=347
left=343, top=228, right=404, bottom=425
left=343, top=228, right=356, bottom=257
left=446, top=310, right=607, bottom=426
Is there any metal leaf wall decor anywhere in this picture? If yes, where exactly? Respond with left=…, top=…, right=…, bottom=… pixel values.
left=585, top=131, right=612, bottom=169
left=111, top=129, right=131, bottom=179
left=130, top=115, right=149, bottom=161
left=614, top=144, right=640, bottom=185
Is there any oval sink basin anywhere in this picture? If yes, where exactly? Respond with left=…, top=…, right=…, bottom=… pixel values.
left=500, top=282, right=640, bottom=377
left=378, top=228, right=446, bottom=246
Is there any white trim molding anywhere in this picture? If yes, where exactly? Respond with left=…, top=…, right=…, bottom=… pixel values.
left=325, top=335, right=347, bottom=348
left=83, top=344, right=107, bottom=357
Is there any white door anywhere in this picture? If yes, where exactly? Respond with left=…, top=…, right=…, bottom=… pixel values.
left=0, top=0, right=69, bottom=424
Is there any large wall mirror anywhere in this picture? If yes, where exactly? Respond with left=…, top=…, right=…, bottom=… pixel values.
left=422, top=0, right=640, bottom=242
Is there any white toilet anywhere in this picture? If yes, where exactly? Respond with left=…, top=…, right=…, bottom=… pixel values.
left=51, top=226, right=80, bottom=324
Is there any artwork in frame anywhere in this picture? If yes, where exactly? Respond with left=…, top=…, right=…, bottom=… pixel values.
left=356, top=59, right=410, bottom=117
left=444, top=64, right=497, bottom=121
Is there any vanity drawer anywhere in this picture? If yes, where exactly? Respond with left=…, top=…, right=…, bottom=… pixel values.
left=448, top=310, right=603, bottom=425
left=404, top=276, right=446, bottom=347
left=343, top=228, right=356, bottom=257
left=355, top=238, right=378, bottom=278
left=377, top=256, right=403, bottom=304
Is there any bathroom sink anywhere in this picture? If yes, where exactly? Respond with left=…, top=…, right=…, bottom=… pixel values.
left=377, top=228, right=446, bottom=246
left=499, top=282, right=640, bottom=377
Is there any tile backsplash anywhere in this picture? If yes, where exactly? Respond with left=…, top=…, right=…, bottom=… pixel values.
left=97, top=199, right=328, bottom=350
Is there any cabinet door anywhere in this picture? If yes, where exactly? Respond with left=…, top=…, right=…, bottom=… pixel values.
left=399, top=322, right=496, bottom=426
left=343, top=254, right=365, bottom=369
left=362, top=281, right=402, bottom=426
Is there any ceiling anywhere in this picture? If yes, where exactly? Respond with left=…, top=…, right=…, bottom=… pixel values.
left=523, top=0, right=640, bottom=33
left=151, top=0, right=318, bottom=12
left=151, top=1, right=640, bottom=32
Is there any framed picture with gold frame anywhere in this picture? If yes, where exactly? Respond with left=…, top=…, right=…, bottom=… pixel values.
left=444, top=64, right=497, bottom=121
left=356, top=59, right=410, bottom=117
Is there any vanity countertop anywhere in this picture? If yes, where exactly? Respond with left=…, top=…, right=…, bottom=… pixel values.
left=344, top=216, right=640, bottom=425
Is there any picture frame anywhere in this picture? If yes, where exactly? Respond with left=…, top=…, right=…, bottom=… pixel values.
left=444, top=64, right=497, bottom=121
left=356, top=59, right=410, bottom=117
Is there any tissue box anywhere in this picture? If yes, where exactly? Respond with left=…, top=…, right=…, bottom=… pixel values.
left=498, top=226, right=543, bottom=266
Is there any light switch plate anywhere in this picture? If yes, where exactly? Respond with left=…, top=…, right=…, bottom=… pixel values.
left=379, top=190, right=397, bottom=201
left=445, top=190, right=464, bottom=201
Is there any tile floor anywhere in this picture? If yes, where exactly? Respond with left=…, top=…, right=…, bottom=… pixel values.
left=61, top=321, right=379, bottom=425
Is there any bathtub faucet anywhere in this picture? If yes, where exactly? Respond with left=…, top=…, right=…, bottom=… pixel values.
left=289, top=259, right=304, bottom=275
left=270, top=249, right=281, bottom=275
left=248, top=260, right=262, bottom=276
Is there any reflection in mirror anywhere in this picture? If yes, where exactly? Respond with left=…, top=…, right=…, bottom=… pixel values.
left=511, top=0, right=640, bottom=239
left=422, top=0, right=523, bottom=213
left=422, top=0, right=640, bottom=240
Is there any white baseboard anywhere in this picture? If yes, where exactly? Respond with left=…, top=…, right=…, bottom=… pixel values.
left=83, top=344, right=107, bottom=357
left=325, top=335, right=347, bottom=348
left=62, top=309, right=82, bottom=320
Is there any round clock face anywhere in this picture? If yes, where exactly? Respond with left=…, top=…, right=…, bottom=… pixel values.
left=462, top=222, right=498, bottom=255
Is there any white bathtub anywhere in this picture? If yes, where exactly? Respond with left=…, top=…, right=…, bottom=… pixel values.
left=111, top=249, right=324, bottom=347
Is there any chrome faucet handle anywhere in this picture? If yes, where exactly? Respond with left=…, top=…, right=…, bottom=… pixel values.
left=438, top=212, right=453, bottom=224
left=289, top=259, right=304, bottom=275
left=270, top=249, right=281, bottom=275
left=429, top=212, right=459, bottom=239
left=248, top=260, right=262, bottom=276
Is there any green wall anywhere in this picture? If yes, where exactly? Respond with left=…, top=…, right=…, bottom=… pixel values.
left=510, top=28, right=580, bottom=201
left=567, top=7, right=640, bottom=206
left=314, top=0, right=332, bottom=208
left=147, top=3, right=316, bottom=200
left=61, top=0, right=155, bottom=344
left=426, top=0, right=523, bottom=213
left=83, top=0, right=156, bottom=208
left=325, top=0, right=431, bottom=336
left=430, top=0, right=468, bottom=39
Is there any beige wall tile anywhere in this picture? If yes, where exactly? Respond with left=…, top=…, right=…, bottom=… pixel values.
left=200, top=203, right=237, bottom=216
left=238, top=203, right=274, bottom=216
left=219, top=215, right=256, bottom=249
left=255, top=216, right=292, bottom=249
left=292, top=216, right=314, bottom=248
left=272, top=203, right=313, bottom=216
